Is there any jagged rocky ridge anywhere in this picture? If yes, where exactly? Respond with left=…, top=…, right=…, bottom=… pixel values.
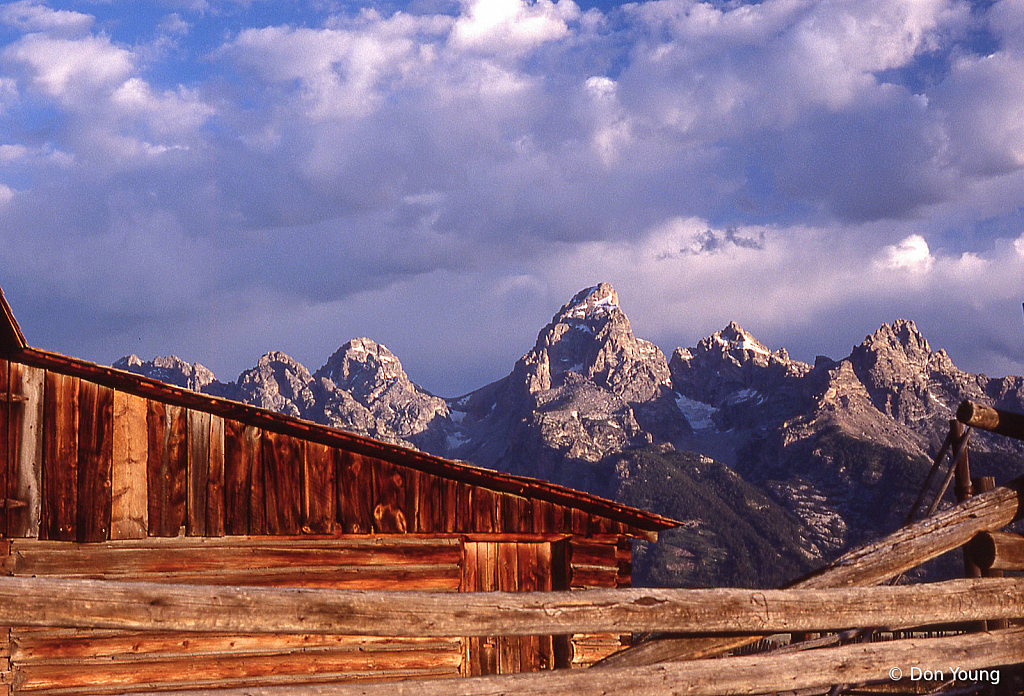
left=116, top=285, right=1024, bottom=588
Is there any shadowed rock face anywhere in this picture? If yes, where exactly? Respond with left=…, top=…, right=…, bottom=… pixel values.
left=116, top=285, right=1024, bottom=587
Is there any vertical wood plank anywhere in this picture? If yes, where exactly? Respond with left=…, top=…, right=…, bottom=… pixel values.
left=472, top=487, right=500, bottom=533
left=455, top=482, right=473, bottom=533
left=406, top=468, right=421, bottom=533
left=480, top=542, right=498, bottom=675
left=337, top=450, right=374, bottom=534
left=616, top=536, right=632, bottom=589
left=372, top=460, right=409, bottom=534
left=8, top=363, right=43, bottom=538
left=110, top=391, right=148, bottom=540
left=206, top=415, right=225, bottom=537
left=42, top=371, right=78, bottom=541
left=223, top=420, right=257, bottom=535
left=588, top=514, right=613, bottom=535
left=0, top=359, right=7, bottom=537
left=517, top=543, right=542, bottom=672
left=502, top=495, right=527, bottom=534
left=146, top=401, right=186, bottom=537
left=186, top=409, right=212, bottom=536
left=303, top=441, right=336, bottom=534
left=76, top=380, right=114, bottom=542
left=249, top=428, right=266, bottom=535
left=571, top=508, right=589, bottom=536
left=551, top=504, right=571, bottom=534
left=416, top=471, right=439, bottom=534
left=497, top=543, right=520, bottom=674
left=532, top=499, right=553, bottom=535
left=461, top=542, right=482, bottom=677
left=262, top=430, right=303, bottom=535
left=440, top=477, right=457, bottom=533
left=146, top=400, right=166, bottom=537
left=534, top=542, right=555, bottom=671
left=550, top=538, right=572, bottom=669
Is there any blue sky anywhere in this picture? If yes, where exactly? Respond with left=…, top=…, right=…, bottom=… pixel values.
left=1, top=0, right=1023, bottom=397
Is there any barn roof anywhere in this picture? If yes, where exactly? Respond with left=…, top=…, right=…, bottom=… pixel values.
left=0, top=287, right=679, bottom=535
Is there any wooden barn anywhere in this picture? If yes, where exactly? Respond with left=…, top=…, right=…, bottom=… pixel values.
left=0, top=288, right=678, bottom=695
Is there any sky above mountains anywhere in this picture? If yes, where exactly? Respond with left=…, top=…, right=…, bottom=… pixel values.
left=1, top=0, right=1023, bottom=397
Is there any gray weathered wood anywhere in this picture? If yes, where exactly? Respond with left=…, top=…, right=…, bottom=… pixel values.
left=596, top=473, right=1024, bottom=667
left=0, top=576, right=1022, bottom=636
left=107, top=628, right=1024, bottom=696
left=110, top=391, right=149, bottom=540
left=8, top=363, right=42, bottom=538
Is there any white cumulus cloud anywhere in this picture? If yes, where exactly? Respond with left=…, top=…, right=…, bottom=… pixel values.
left=878, top=234, right=934, bottom=272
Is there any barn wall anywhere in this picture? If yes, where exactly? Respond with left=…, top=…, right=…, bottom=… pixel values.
left=0, top=358, right=647, bottom=688
left=3, top=537, right=463, bottom=694
left=0, top=361, right=635, bottom=541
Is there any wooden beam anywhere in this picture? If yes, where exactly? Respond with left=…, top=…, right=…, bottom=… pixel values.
left=95, top=628, right=1024, bottom=696
left=595, top=473, right=1024, bottom=668
left=968, top=531, right=1024, bottom=572
left=957, top=400, right=1024, bottom=441
left=0, top=576, right=1022, bottom=636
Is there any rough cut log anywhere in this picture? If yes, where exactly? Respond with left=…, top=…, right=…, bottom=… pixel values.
left=968, top=531, right=1024, bottom=572
left=958, top=400, right=1024, bottom=441
left=104, top=628, right=1024, bottom=696
left=596, top=473, right=1024, bottom=668
left=0, top=576, right=1023, bottom=636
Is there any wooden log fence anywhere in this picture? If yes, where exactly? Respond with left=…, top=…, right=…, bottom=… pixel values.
left=0, top=575, right=1022, bottom=637
left=109, top=628, right=1024, bottom=696
left=957, top=400, right=1024, bottom=440
left=594, top=471, right=1024, bottom=668
left=967, top=531, right=1024, bottom=572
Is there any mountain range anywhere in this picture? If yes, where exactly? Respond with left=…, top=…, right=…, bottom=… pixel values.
left=115, top=283, right=1024, bottom=588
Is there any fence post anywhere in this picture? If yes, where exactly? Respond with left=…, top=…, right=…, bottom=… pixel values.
left=952, top=421, right=983, bottom=578
left=973, top=476, right=1008, bottom=634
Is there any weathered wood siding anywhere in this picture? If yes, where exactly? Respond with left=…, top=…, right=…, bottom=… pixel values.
left=0, top=358, right=644, bottom=689
left=1, top=359, right=8, bottom=539
left=461, top=541, right=565, bottom=676
left=2, top=361, right=635, bottom=541
left=2, top=537, right=462, bottom=694
left=568, top=537, right=632, bottom=668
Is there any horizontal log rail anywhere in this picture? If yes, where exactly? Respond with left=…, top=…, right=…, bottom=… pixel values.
left=0, top=575, right=1022, bottom=637
left=595, top=472, right=1024, bottom=668
left=967, top=531, right=1024, bottom=572
left=957, top=400, right=1024, bottom=441
left=117, top=627, right=1024, bottom=696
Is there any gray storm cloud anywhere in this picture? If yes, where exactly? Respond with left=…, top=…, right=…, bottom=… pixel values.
left=0, top=0, right=1022, bottom=394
